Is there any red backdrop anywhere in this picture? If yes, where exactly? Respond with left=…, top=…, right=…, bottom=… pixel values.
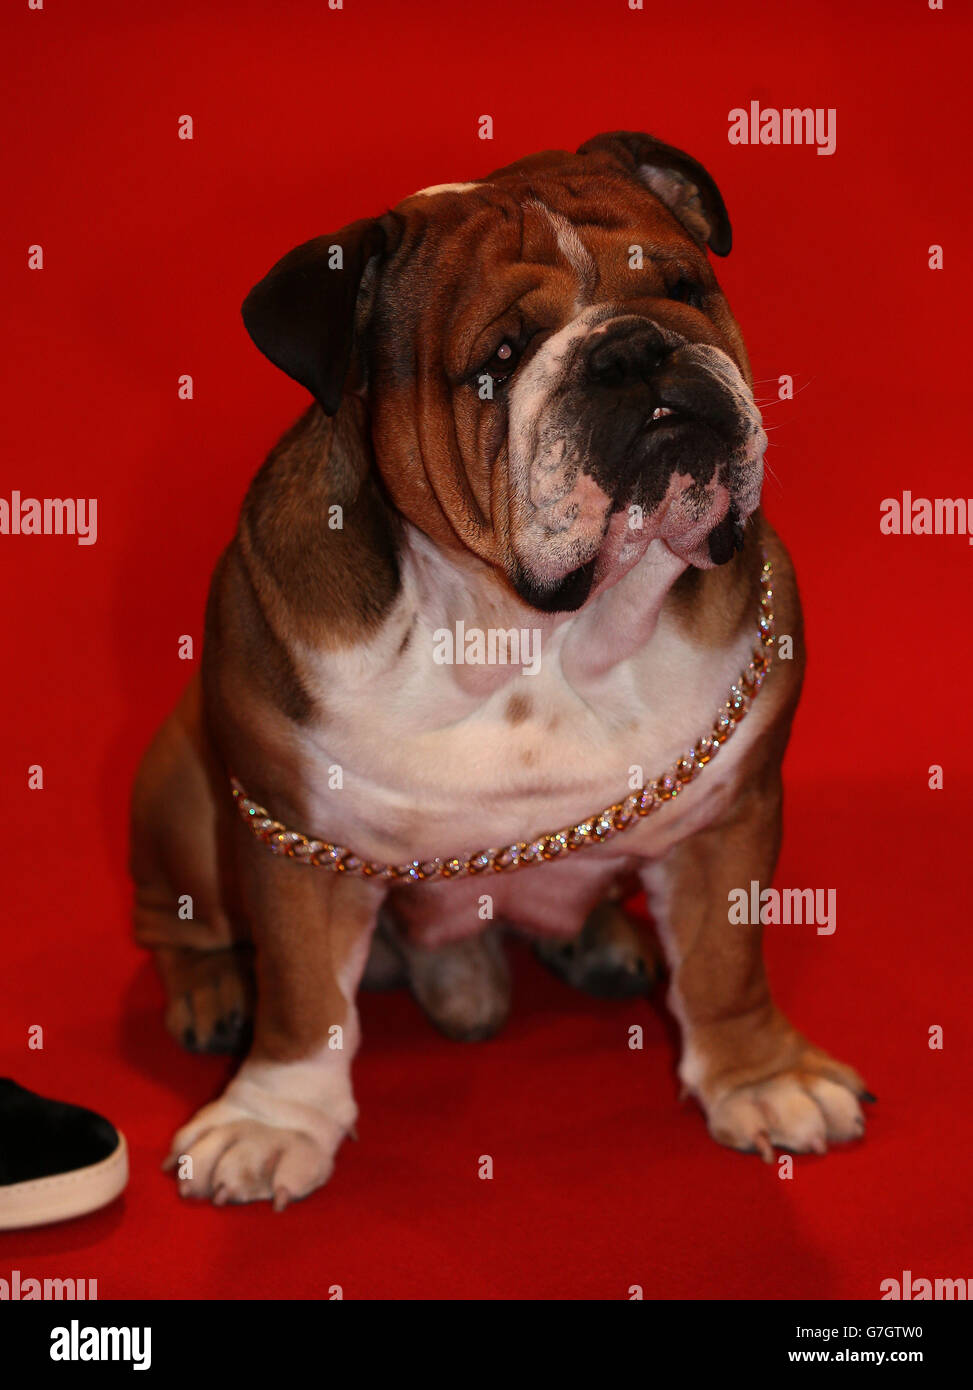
left=1, top=0, right=970, bottom=1299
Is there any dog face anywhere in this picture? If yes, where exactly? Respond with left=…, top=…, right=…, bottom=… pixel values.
left=243, top=132, right=767, bottom=612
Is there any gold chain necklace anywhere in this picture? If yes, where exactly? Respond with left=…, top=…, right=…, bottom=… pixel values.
left=231, top=557, right=775, bottom=883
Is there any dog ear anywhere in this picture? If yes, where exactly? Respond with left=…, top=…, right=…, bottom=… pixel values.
left=242, top=216, right=397, bottom=415
left=577, top=131, right=732, bottom=256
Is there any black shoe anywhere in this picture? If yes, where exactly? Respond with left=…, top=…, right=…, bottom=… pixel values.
left=0, top=1079, right=128, bottom=1229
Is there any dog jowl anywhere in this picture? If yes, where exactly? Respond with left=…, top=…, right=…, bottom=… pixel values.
left=131, top=131, right=869, bottom=1209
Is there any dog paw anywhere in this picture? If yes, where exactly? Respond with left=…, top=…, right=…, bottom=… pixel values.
left=164, top=951, right=253, bottom=1055
left=163, top=1094, right=350, bottom=1208
left=703, top=1052, right=871, bottom=1160
left=397, top=928, right=511, bottom=1041
left=534, top=902, right=660, bottom=999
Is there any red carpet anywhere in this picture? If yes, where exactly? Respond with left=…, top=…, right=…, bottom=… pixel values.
left=2, top=0, right=970, bottom=1299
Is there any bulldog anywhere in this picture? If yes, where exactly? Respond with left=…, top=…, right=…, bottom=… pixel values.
left=131, top=131, right=870, bottom=1209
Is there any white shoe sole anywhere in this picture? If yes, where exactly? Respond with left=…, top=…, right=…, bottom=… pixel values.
left=0, top=1132, right=128, bottom=1230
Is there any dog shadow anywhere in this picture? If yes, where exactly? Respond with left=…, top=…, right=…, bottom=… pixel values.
left=118, top=958, right=233, bottom=1110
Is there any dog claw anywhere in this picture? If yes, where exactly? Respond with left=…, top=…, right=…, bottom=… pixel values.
left=272, top=1187, right=292, bottom=1213
left=754, top=1131, right=775, bottom=1163
left=861, top=1091, right=878, bottom=1104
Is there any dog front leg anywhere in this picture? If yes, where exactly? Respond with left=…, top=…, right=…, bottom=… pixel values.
left=641, top=773, right=870, bottom=1160
left=165, top=826, right=382, bottom=1208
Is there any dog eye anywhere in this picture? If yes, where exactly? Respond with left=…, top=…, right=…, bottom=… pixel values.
left=666, top=276, right=705, bottom=309
left=480, top=340, right=520, bottom=385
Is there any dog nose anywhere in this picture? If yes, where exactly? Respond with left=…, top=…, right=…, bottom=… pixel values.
left=585, top=322, right=669, bottom=388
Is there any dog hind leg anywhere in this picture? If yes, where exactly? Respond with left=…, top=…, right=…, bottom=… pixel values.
left=533, top=898, right=661, bottom=998
left=379, top=914, right=511, bottom=1041
left=131, top=674, right=253, bottom=1053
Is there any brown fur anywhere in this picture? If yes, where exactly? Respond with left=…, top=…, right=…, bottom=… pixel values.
left=362, top=150, right=753, bottom=590
left=504, top=692, right=532, bottom=725
left=131, top=154, right=785, bottom=1057
left=130, top=137, right=863, bottom=1199
left=238, top=399, right=402, bottom=653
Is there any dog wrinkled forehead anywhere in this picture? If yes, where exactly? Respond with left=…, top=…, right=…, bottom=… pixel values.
left=401, top=182, right=600, bottom=288
left=241, top=132, right=734, bottom=417
left=397, top=132, right=731, bottom=258
left=374, top=136, right=731, bottom=350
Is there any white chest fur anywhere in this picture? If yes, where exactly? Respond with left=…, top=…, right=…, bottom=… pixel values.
left=283, top=532, right=770, bottom=903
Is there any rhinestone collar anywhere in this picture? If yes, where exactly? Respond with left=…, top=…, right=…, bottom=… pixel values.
left=231, top=557, right=775, bottom=883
